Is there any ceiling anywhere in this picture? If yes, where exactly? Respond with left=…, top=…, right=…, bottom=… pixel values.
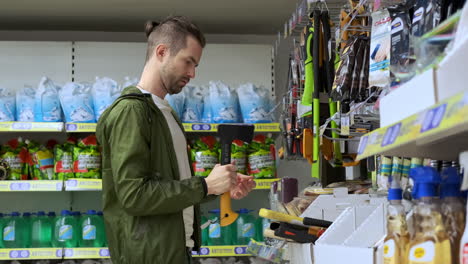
left=0, top=0, right=346, bottom=35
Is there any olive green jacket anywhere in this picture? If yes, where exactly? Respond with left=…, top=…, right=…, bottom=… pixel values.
left=96, top=86, right=215, bottom=264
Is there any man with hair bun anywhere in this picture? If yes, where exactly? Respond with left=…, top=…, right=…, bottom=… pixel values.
left=96, top=16, right=255, bottom=264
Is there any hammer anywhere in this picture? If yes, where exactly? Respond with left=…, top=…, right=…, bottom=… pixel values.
left=218, top=124, right=254, bottom=227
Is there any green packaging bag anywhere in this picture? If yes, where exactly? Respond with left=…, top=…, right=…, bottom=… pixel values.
left=231, top=139, right=248, bottom=174
left=73, top=135, right=101, bottom=179
left=191, top=136, right=219, bottom=177
left=247, top=135, right=276, bottom=179
left=1, top=138, right=28, bottom=180
left=54, top=138, right=76, bottom=180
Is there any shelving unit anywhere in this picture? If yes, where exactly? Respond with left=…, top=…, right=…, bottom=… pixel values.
left=0, top=178, right=279, bottom=192
left=356, top=91, right=468, bottom=161
left=0, top=246, right=250, bottom=260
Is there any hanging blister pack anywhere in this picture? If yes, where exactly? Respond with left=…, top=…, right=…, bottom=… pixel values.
left=412, top=0, right=426, bottom=37
left=0, top=86, right=16, bottom=121
left=389, top=5, right=412, bottom=86
left=369, top=10, right=392, bottom=88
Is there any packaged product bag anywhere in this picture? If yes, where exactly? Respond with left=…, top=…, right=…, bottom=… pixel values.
left=232, top=139, right=248, bottom=174
left=182, top=86, right=204, bottom=123
left=92, top=77, right=121, bottom=121
left=0, top=86, right=16, bottom=121
left=1, top=138, right=28, bottom=180
left=201, top=86, right=212, bottom=123
left=237, top=83, right=272, bottom=123
left=54, top=138, right=76, bottom=180
left=59, top=82, right=95, bottom=123
left=248, top=135, right=276, bottom=179
left=191, top=136, right=219, bottom=177
left=209, top=81, right=241, bottom=123
left=369, top=10, right=392, bottom=88
left=34, top=77, right=63, bottom=122
left=16, top=85, right=35, bottom=122
left=73, top=135, right=101, bottom=179
left=122, top=76, right=139, bottom=88
left=27, top=140, right=55, bottom=180
left=166, top=92, right=186, bottom=119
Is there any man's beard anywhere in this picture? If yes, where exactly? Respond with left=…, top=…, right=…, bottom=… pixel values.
left=161, top=64, right=186, bottom=95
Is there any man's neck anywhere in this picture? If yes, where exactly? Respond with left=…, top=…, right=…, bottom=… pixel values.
left=137, top=64, right=167, bottom=99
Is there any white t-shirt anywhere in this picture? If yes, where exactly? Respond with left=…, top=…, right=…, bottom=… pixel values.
left=138, top=88, right=195, bottom=248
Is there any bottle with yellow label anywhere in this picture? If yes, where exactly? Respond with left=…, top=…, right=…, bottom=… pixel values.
left=384, top=177, right=409, bottom=264
left=440, top=166, right=465, bottom=264
left=408, top=167, right=451, bottom=264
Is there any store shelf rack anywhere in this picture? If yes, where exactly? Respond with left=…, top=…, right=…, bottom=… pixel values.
left=356, top=91, right=468, bottom=161
left=0, top=122, right=281, bottom=133
left=0, top=179, right=279, bottom=192
left=0, top=246, right=250, bottom=260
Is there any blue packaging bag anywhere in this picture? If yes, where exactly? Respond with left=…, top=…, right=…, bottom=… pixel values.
left=201, top=86, right=212, bottom=123
left=34, top=77, right=63, bottom=122
left=16, top=85, right=35, bottom=122
left=165, top=92, right=185, bottom=119
left=182, top=86, right=204, bottom=123
left=209, top=81, right=241, bottom=123
left=59, top=82, right=95, bottom=123
left=0, top=86, right=16, bottom=121
left=237, top=83, right=272, bottom=123
left=122, top=76, right=139, bottom=88
left=92, top=77, right=121, bottom=121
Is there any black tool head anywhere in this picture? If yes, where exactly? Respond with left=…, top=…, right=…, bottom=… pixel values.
left=218, top=124, right=255, bottom=144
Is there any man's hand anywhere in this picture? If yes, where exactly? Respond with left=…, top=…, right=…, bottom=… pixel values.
left=230, top=174, right=256, bottom=200
left=205, top=164, right=237, bottom=195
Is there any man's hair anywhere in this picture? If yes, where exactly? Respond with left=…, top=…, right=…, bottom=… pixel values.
left=144, top=16, right=206, bottom=62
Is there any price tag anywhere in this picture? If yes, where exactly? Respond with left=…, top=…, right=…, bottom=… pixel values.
left=420, top=104, right=447, bottom=133
left=381, top=123, right=402, bottom=147
left=357, top=136, right=369, bottom=155
left=341, top=116, right=350, bottom=136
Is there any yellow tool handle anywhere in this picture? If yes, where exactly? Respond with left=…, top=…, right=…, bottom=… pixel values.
left=259, top=208, right=305, bottom=226
left=220, top=192, right=238, bottom=227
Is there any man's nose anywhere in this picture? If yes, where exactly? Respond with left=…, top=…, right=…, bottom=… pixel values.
left=188, top=67, right=196, bottom=79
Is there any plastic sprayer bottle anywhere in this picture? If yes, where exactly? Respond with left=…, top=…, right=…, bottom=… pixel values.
left=408, top=167, right=451, bottom=264
left=79, top=210, right=105, bottom=247
left=31, top=211, right=52, bottom=248
left=53, top=210, right=78, bottom=248
left=3, top=212, right=27, bottom=248
left=236, top=209, right=256, bottom=245
left=384, top=178, right=409, bottom=264
left=440, top=167, right=465, bottom=264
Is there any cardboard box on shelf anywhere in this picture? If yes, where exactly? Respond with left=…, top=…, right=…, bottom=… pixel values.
left=380, top=68, right=438, bottom=127
left=437, top=36, right=468, bottom=102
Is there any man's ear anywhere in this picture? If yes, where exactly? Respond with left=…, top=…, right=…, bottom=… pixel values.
left=155, top=44, right=170, bottom=62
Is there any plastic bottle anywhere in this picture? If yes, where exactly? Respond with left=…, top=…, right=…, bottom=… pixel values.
left=255, top=216, right=270, bottom=242
left=236, top=209, right=256, bottom=245
left=440, top=167, right=465, bottom=264
left=408, top=167, right=451, bottom=264
left=53, top=210, right=78, bottom=248
left=22, top=212, right=32, bottom=248
left=79, top=210, right=105, bottom=247
left=3, top=212, right=26, bottom=248
left=72, top=211, right=82, bottom=221
left=458, top=151, right=468, bottom=264
left=207, top=209, right=222, bottom=246
left=31, top=211, right=52, bottom=248
left=97, top=211, right=108, bottom=247
left=0, top=213, right=5, bottom=248
left=383, top=177, right=409, bottom=264
left=201, top=215, right=208, bottom=246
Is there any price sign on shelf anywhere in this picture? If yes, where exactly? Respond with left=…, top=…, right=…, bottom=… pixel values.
left=381, top=123, right=402, bottom=147
left=420, top=104, right=447, bottom=133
